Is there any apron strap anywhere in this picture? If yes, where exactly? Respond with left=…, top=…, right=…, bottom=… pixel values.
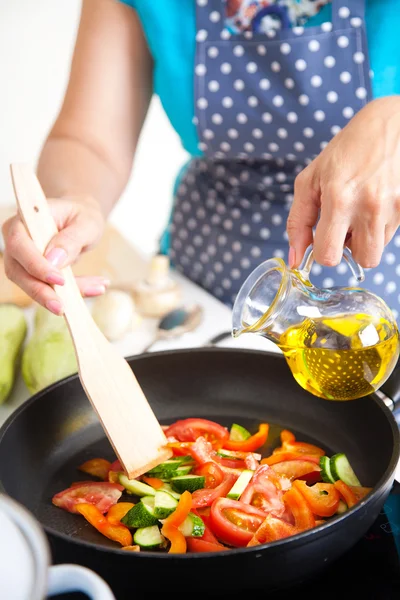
left=196, top=1, right=367, bottom=37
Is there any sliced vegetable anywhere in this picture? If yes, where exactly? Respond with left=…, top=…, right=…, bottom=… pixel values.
left=164, top=418, right=229, bottom=444
left=229, top=423, right=252, bottom=441
left=270, top=460, right=321, bottom=482
left=209, top=497, right=267, bottom=547
left=247, top=515, right=300, bottom=546
left=119, top=474, right=156, bottom=497
left=178, top=512, right=206, bottom=537
left=262, top=452, right=320, bottom=466
left=121, top=497, right=159, bottom=528
left=186, top=538, right=228, bottom=553
left=160, top=482, right=181, bottom=500
left=171, top=474, right=206, bottom=493
left=154, top=490, right=179, bottom=519
left=333, top=480, right=359, bottom=508
left=161, top=524, right=187, bottom=553
left=193, top=461, right=224, bottom=489
left=227, top=470, right=254, bottom=501
left=141, top=476, right=165, bottom=489
left=336, top=500, right=348, bottom=514
left=52, top=482, right=123, bottom=514
left=75, top=503, right=132, bottom=546
left=160, top=490, right=192, bottom=553
left=292, top=480, right=340, bottom=517
left=106, top=502, right=134, bottom=525
left=78, top=458, right=112, bottom=481
left=330, top=453, right=361, bottom=486
left=319, top=455, right=336, bottom=483
left=146, top=459, right=190, bottom=480
left=192, top=472, right=238, bottom=509
left=283, top=486, right=316, bottom=531
left=350, top=485, right=373, bottom=501
left=240, top=465, right=286, bottom=516
left=222, top=423, right=269, bottom=452
left=134, top=525, right=165, bottom=550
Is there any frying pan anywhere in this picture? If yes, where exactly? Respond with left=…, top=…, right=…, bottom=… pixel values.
left=0, top=346, right=399, bottom=598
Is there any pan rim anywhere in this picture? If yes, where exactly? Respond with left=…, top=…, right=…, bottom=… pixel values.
left=0, top=346, right=399, bottom=558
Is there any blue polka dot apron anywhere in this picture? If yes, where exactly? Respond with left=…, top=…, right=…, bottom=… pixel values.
left=168, top=0, right=400, bottom=320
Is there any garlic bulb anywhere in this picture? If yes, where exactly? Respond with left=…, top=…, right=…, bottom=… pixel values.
left=92, top=289, right=136, bottom=341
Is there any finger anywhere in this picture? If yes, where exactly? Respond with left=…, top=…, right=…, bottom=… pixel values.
left=76, top=276, right=110, bottom=297
left=313, top=184, right=352, bottom=266
left=286, top=166, right=320, bottom=267
left=3, top=255, right=63, bottom=315
left=350, top=218, right=385, bottom=269
left=2, top=217, right=65, bottom=286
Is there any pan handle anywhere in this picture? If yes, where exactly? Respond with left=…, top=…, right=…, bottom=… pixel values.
left=47, top=564, right=116, bottom=600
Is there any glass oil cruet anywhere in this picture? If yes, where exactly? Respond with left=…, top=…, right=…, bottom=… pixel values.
left=232, top=246, right=400, bottom=401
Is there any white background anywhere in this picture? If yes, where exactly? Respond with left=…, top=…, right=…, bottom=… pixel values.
left=0, top=0, right=189, bottom=256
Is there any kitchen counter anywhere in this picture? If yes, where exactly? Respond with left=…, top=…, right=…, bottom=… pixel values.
left=1, top=268, right=399, bottom=482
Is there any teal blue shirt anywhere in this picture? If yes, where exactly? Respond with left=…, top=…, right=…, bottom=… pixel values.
left=120, top=1, right=400, bottom=157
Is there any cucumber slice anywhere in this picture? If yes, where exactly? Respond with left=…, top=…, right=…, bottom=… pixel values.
left=119, top=474, right=156, bottom=497
left=154, top=490, right=179, bottom=519
left=160, top=483, right=181, bottom=500
left=227, top=470, right=253, bottom=500
left=229, top=423, right=251, bottom=441
left=174, top=465, right=193, bottom=477
left=330, top=453, right=361, bottom=486
left=336, top=500, right=348, bottom=514
left=179, top=513, right=205, bottom=537
left=146, top=459, right=184, bottom=480
left=319, top=456, right=336, bottom=484
left=121, top=496, right=158, bottom=528
left=133, top=525, right=165, bottom=550
left=171, top=474, right=206, bottom=493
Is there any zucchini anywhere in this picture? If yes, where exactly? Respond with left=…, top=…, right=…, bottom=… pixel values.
left=174, top=465, right=193, bottom=477
left=146, top=459, right=184, bottom=480
left=154, top=490, right=179, bottom=519
left=336, top=500, right=348, bottom=514
left=229, top=423, right=251, bottom=441
left=330, top=453, right=361, bottom=486
left=160, top=483, right=181, bottom=500
left=121, top=496, right=158, bottom=528
left=179, top=513, right=205, bottom=537
left=227, top=470, right=253, bottom=500
left=133, top=525, right=165, bottom=550
left=119, top=474, right=156, bottom=497
left=319, top=456, right=336, bottom=484
left=171, top=474, right=206, bottom=493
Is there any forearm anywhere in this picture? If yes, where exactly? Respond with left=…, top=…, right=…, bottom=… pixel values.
left=37, top=133, right=130, bottom=217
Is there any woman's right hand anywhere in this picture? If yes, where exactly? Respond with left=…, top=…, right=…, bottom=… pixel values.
left=2, top=195, right=109, bottom=315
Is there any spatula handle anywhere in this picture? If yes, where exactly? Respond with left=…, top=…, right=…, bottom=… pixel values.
left=9, top=164, right=88, bottom=326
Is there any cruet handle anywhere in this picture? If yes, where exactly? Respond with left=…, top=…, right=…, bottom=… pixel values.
left=297, top=245, right=365, bottom=284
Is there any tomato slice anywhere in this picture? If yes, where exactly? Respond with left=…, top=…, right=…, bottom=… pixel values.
left=247, top=515, right=301, bottom=546
left=78, top=458, right=112, bottom=481
left=283, top=485, right=316, bottom=531
left=210, top=497, right=267, bottom=547
left=192, top=472, right=238, bottom=508
left=194, top=462, right=224, bottom=489
left=240, top=465, right=286, bottom=516
left=293, top=480, right=340, bottom=517
left=222, top=424, right=269, bottom=452
left=75, top=503, right=132, bottom=546
left=271, top=460, right=321, bottom=481
left=186, top=538, right=229, bottom=553
left=108, top=460, right=122, bottom=483
left=164, top=418, right=229, bottom=444
left=52, top=482, right=123, bottom=514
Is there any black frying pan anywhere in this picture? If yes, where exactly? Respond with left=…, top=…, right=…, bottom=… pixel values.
left=0, top=347, right=399, bottom=598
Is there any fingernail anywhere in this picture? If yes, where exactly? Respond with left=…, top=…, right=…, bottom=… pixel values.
left=83, top=285, right=106, bottom=297
left=289, top=247, right=296, bottom=269
left=45, top=300, right=64, bottom=315
left=46, top=272, right=65, bottom=285
left=45, top=247, right=67, bottom=268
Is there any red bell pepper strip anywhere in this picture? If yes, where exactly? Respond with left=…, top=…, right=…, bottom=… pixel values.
left=186, top=538, right=228, bottom=553
left=78, top=458, right=112, bottom=481
left=262, top=452, right=321, bottom=466
left=222, top=424, right=269, bottom=452
left=333, top=480, right=359, bottom=508
left=283, top=486, right=316, bottom=531
left=75, top=503, right=132, bottom=546
left=270, top=460, right=321, bottom=481
left=292, top=480, right=340, bottom=517
left=106, top=502, right=134, bottom=525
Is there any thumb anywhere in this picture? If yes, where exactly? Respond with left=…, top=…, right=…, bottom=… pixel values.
left=286, top=167, right=320, bottom=268
left=44, top=198, right=104, bottom=269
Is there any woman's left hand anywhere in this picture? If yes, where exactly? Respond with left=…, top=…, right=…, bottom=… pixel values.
left=287, top=96, right=400, bottom=270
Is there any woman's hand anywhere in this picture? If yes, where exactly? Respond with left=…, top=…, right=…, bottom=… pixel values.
left=2, top=195, right=108, bottom=315
left=287, top=96, right=400, bottom=270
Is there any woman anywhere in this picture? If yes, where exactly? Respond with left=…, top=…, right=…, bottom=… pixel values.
left=3, top=0, right=400, bottom=317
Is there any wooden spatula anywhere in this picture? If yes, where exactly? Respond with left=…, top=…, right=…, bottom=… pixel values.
left=10, top=163, right=172, bottom=479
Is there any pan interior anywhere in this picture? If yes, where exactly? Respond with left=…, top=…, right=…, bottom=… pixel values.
left=0, top=348, right=397, bottom=551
